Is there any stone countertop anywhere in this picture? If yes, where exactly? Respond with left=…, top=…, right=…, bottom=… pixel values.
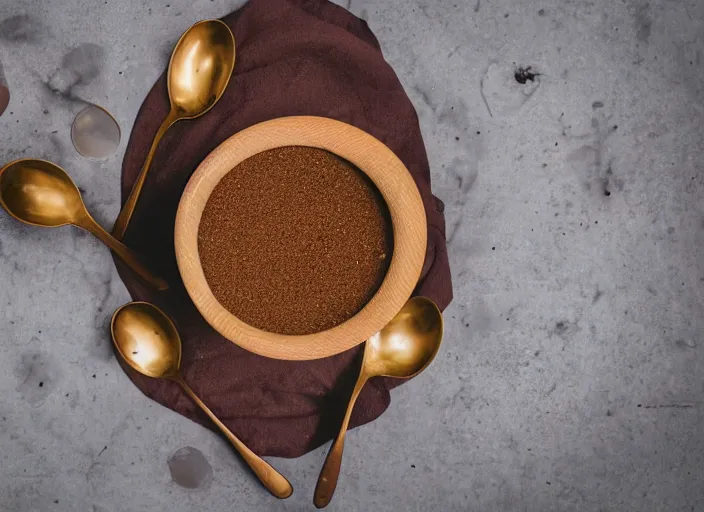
left=1, top=0, right=703, bottom=510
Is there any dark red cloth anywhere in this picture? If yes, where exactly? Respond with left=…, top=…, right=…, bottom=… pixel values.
left=115, top=0, right=452, bottom=457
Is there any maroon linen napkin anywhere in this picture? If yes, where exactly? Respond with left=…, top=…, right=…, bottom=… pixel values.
left=115, top=0, right=452, bottom=457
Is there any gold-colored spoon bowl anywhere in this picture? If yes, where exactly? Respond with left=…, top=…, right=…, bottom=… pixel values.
left=168, top=19, right=236, bottom=117
left=111, top=19, right=236, bottom=240
left=0, top=158, right=167, bottom=290
left=111, top=302, right=181, bottom=379
left=1, top=159, right=83, bottom=227
left=314, top=296, right=443, bottom=508
left=111, top=302, right=293, bottom=499
left=364, top=297, right=444, bottom=379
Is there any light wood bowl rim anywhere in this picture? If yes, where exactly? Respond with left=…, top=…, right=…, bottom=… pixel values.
left=174, top=116, right=427, bottom=360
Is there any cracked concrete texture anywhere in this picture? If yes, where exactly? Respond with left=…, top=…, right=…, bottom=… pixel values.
left=1, top=0, right=703, bottom=510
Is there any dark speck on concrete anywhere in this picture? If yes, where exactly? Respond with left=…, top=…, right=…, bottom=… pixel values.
left=592, top=288, right=604, bottom=303
left=515, top=66, right=538, bottom=84
left=538, top=9, right=545, bottom=16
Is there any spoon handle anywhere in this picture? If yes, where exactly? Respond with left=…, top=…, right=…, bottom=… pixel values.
left=111, top=109, right=178, bottom=241
left=77, top=214, right=168, bottom=291
left=313, top=373, right=369, bottom=508
left=175, top=376, right=294, bottom=499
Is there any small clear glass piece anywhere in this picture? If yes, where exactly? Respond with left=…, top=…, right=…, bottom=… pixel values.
left=167, top=446, right=213, bottom=489
left=71, top=104, right=121, bottom=159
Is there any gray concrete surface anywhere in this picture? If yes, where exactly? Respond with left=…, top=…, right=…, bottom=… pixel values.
left=1, top=0, right=703, bottom=510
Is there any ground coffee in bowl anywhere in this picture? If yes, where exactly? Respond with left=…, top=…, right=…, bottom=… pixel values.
left=198, top=145, right=393, bottom=335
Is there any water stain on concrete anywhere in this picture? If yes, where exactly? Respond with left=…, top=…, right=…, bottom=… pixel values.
left=634, top=3, right=652, bottom=43
left=480, top=62, right=541, bottom=117
left=62, top=43, right=105, bottom=82
left=549, top=320, right=581, bottom=343
left=460, top=298, right=494, bottom=334
left=45, top=43, right=105, bottom=101
left=564, top=114, right=622, bottom=198
left=0, top=15, right=43, bottom=43
left=14, top=350, right=60, bottom=406
left=412, top=85, right=438, bottom=112
left=447, top=156, right=479, bottom=194
left=675, top=339, right=696, bottom=350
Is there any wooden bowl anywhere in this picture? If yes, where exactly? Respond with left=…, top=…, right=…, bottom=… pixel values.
left=175, top=116, right=427, bottom=360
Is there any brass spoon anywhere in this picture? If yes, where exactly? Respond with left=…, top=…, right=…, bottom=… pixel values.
left=0, top=159, right=167, bottom=290
left=111, top=302, right=294, bottom=499
left=314, top=297, right=444, bottom=508
left=111, top=19, right=236, bottom=240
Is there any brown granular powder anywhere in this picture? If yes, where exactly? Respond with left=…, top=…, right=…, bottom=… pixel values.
left=198, top=146, right=393, bottom=335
